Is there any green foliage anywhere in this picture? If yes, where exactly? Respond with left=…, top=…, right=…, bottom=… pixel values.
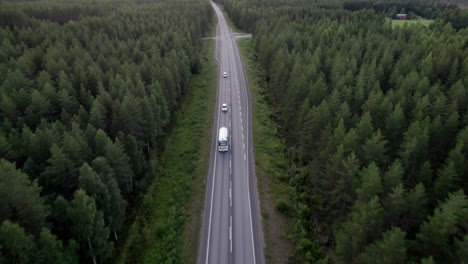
left=221, top=0, right=467, bottom=262
left=0, top=220, right=35, bottom=264
left=275, top=198, right=293, bottom=217
left=36, top=228, right=78, bottom=264
left=356, top=163, right=383, bottom=204
left=104, top=139, right=134, bottom=197
left=0, top=159, right=49, bottom=235
left=335, top=196, right=384, bottom=263
left=358, top=227, right=407, bottom=264
left=416, top=190, right=467, bottom=263
left=117, top=38, right=217, bottom=264
left=0, top=0, right=213, bottom=262
left=67, top=189, right=113, bottom=264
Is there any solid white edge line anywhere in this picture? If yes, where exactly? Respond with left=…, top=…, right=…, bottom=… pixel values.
left=229, top=216, right=232, bottom=253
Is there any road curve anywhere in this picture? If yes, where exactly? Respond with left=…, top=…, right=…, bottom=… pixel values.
left=198, top=3, right=265, bottom=264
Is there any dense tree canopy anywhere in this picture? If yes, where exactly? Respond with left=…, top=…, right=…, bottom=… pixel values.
left=218, top=0, right=467, bottom=262
left=0, top=0, right=213, bottom=262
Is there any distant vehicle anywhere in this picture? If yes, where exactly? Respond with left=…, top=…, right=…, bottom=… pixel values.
left=218, top=127, right=229, bottom=152
left=222, top=103, right=228, bottom=112
left=223, top=72, right=228, bottom=78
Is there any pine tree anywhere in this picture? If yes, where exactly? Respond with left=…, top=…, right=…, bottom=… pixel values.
left=308, top=77, right=328, bottom=107
left=0, top=93, right=17, bottom=122
left=0, top=159, right=49, bottom=235
left=0, top=220, right=35, bottom=264
left=332, top=152, right=360, bottom=217
left=382, top=159, right=404, bottom=193
left=113, top=93, right=144, bottom=140
left=104, top=139, right=134, bottom=197
left=89, top=99, right=107, bottom=130
left=416, top=161, right=433, bottom=189
left=447, top=141, right=466, bottom=179
left=356, top=162, right=383, bottom=205
left=384, top=104, right=405, bottom=155
left=25, top=90, right=52, bottom=127
left=36, top=228, right=78, bottom=264
left=92, top=157, right=126, bottom=239
left=79, top=162, right=109, bottom=212
left=94, top=129, right=110, bottom=157
left=61, top=130, right=92, bottom=169
left=358, top=227, right=407, bottom=264
left=416, top=190, right=467, bottom=263
left=383, top=184, right=406, bottom=228
left=40, top=144, right=76, bottom=198
left=399, top=119, right=429, bottom=173
left=433, top=160, right=458, bottom=202
left=361, top=130, right=388, bottom=166
left=356, top=112, right=374, bottom=145
left=335, top=196, right=384, bottom=264
left=420, top=52, right=435, bottom=82
left=2, top=69, right=33, bottom=93
left=58, top=89, right=78, bottom=116
left=404, top=183, right=427, bottom=233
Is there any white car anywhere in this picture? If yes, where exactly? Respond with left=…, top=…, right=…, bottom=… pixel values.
left=223, top=72, right=228, bottom=78
left=222, top=103, right=228, bottom=112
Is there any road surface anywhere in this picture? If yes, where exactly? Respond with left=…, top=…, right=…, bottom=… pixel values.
left=198, top=2, right=265, bottom=264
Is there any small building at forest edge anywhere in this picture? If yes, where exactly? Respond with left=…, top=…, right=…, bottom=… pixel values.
left=396, top=14, right=408, bottom=20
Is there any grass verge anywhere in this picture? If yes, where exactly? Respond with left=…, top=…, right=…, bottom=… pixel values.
left=115, top=37, right=217, bottom=264
left=391, top=18, right=434, bottom=27
left=237, top=37, right=296, bottom=263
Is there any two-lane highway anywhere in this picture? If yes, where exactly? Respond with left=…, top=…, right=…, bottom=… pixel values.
left=198, top=3, right=264, bottom=264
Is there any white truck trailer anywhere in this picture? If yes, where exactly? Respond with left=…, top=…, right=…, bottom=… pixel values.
left=218, top=127, right=229, bottom=152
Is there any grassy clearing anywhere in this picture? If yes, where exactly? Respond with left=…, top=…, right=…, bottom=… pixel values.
left=237, top=37, right=295, bottom=263
left=116, top=37, right=217, bottom=264
left=391, top=19, right=434, bottom=27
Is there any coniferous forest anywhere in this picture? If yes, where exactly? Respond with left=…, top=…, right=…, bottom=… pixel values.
left=1, top=0, right=467, bottom=263
left=0, top=0, right=212, bottom=263
left=219, top=0, right=467, bottom=263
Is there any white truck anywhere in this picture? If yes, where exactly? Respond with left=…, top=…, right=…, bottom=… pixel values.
left=218, top=127, right=229, bottom=152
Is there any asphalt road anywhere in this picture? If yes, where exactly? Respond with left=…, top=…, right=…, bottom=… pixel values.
left=198, top=3, right=265, bottom=264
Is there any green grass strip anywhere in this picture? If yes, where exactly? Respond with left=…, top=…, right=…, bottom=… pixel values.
left=390, top=18, right=434, bottom=27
